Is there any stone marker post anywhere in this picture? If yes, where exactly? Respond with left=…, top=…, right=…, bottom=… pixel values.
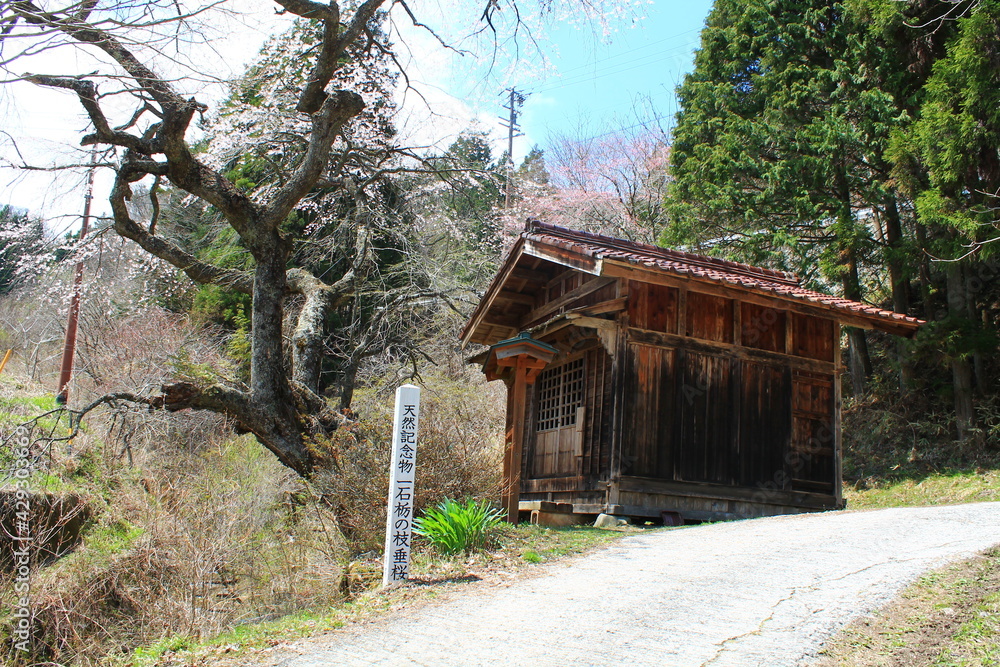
left=382, top=384, right=420, bottom=587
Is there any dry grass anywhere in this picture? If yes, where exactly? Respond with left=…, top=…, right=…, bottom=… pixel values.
left=312, top=367, right=505, bottom=554
left=1, top=424, right=349, bottom=666
left=122, top=523, right=634, bottom=667
left=0, top=344, right=509, bottom=666
left=816, top=548, right=1000, bottom=666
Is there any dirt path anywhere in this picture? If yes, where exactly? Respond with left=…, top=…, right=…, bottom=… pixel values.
left=250, top=503, right=1000, bottom=667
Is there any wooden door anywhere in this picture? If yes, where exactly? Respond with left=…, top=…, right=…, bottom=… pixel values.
left=530, top=358, right=585, bottom=477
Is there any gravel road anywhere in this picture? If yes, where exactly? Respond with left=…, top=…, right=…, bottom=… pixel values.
left=253, top=503, right=1000, bottom=667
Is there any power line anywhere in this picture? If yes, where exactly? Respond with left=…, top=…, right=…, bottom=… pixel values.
left=545, top=27, right=702, bottom=81
left=526, top=40, right=701, bottom=96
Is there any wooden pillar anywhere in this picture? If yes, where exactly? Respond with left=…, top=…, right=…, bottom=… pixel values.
left=500, top=389, right=515, bottom=522
left=504, top=357, right=530, bottom=523
left=483, top=333, right=556, bottom=524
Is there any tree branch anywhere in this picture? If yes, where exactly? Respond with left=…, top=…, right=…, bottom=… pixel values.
left=11, top=0, right=186, bottom=111
left=263, top=89, right=365, bottom=228
left=23, top=73, right=156, bottom=153
left=109, top=161, right=254, bottom=293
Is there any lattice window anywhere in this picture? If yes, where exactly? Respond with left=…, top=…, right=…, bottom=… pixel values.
left=535, top=357, right=585, bottom=432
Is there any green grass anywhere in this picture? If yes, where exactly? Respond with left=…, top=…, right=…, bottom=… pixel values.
left=123, top=607, right=364, bottom=667
left=507, top=523, right=633, bottom=564
left=819, top=549, right=1000, bottom=667
left=132, top=636, right=194, bottom=663
left=846, top=469, right=1000, bottom=510
left=935, top=585, right=1000, bottom=666
left=85, top=519, right=145, bottom=556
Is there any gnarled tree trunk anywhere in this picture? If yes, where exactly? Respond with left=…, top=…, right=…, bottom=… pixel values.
left=8, top=0, right=384, bottom=478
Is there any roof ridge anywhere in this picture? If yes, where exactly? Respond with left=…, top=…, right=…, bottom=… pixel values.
left=525, top=220, right=801, bottom=287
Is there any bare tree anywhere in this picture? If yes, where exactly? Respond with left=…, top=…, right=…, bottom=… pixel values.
left=0, top=0, right=643, bottom=477
left=0, top=0, right=418, bottom=476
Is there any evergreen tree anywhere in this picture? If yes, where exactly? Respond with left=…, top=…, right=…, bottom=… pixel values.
left=666, top=0, right=911, bottom=394
left=879, top=0, right=1000, bottom=437
left=668, top=0, right=999, bottom=437
left=517, top=146, right=551, bottom=185
left=437, top=129, right=504, bottom=228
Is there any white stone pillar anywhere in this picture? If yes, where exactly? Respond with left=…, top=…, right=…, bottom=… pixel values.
left=382, top=384, right=420, bottom=587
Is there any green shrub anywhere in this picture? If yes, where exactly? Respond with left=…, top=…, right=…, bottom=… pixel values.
left=413, top=498, right=503, bottom=556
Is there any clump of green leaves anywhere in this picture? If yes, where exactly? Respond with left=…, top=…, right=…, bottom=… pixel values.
left=413, top=498, right=504, bottom=556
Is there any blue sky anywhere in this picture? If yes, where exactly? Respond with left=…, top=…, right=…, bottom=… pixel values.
left=396, top=0, right=715, bottom=163
left=0, top=0, right=715, bottom=223
left=514, top=0, right=713, bottom=159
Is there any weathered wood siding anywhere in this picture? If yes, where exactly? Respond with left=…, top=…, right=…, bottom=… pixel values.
left=515, top=274, right=841, bottom=515
left=621, top=344, right=677, bottom=479
left=677, top=351, right=734, bottom=484
left=617, top=285, right=840, bottom=508
left=582, top=345, right=614, bottom=479
left=628, top=281, right=677, bottom=333
left=739, top=362, right=791, bottom=489
left=790, top=370, right=836, bottom=494
left=688, top=292, right=734, bottom=343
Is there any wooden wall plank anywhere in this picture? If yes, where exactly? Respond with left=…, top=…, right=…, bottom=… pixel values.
left=628, top=281, right=678, bottom=333
left=627, top=327, right=836, bottom=374
left=688, top=292, right=734, bottom=343
left=677, top=350, right=734, bottom=484
left=621, top=343, right=678, bottom=480
left=789, top=369, right=836, bottom=494
left=792, top=313, right=836, bottom=362
left=741, top=302, right=786, bottom=352
left=601, top=260, right=920, bottom=337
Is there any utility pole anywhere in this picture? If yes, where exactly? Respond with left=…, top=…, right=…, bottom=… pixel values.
left=499, top=88, right=527, bottom=209
left=56, top=147, right=97, bottom=405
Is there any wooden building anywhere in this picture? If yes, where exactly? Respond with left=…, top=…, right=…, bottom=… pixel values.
left=461, top=222, right=923, bottom=523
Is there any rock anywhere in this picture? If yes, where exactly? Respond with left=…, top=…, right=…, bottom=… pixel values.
left=594, top=513, right=628, bottom=528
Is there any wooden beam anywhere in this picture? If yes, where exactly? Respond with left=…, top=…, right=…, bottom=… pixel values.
left=545, top=267, right=578, bottom=289
left=504, top=357, right=531, bottom=524
left=521, top=476, right=605, bottom=493
left=482, top=315, right=520, bottom=329
left=495, top=291, right=536, bottom=306
left=627, top=327, right=837, bottom=374
left=786, top=308, right=795, bottom=356
left=579, top=296, right=628, bottom=316
left=564, top=314, right=617, bottom=330
left=833, top=323, right=844, bottom=507
left=601, top=260, right=920, bottom=337
left=524, top=239, right=602, bottom=275
left=509, top=267, right=550, bottom=284
left=678, top=286, right=688, bottom=337
left=496, top=357, right=549, bottom=369
left=732, top=297, right=742, bottom=347
left=522, top=277, right=616, bottom=328
left=617, top=476, right=838, bottom=510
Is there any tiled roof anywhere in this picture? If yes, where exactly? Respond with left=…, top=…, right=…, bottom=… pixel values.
left=524, top=221, right=923, bottom=327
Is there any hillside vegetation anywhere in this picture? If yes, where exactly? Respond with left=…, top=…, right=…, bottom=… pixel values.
left=1, top=0, right=999, bottom=664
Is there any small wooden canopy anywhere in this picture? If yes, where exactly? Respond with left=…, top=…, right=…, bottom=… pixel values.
left=482, top=332, right=558, bottom=383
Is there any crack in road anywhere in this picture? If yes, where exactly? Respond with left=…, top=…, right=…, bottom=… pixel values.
left=701, top=586, right=800, bottom=666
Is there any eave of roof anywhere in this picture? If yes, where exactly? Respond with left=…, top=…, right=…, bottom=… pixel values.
left=460, top=221, right=924, bottom=347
